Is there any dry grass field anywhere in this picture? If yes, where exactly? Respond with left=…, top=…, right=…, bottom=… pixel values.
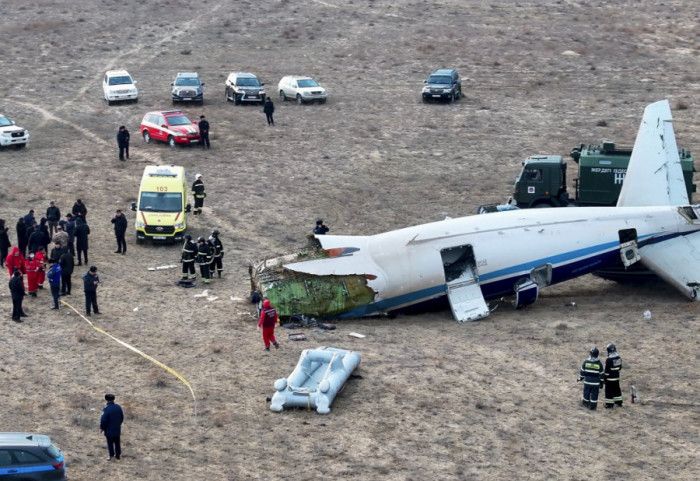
left=1, top=0, right=699, bottom=479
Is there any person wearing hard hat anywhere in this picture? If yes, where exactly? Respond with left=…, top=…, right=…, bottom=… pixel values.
left=604, top=343, right=623, bottom=408
left=191, top=174, right=206, bottom=215
left=579, top=346, right=604, bottom=410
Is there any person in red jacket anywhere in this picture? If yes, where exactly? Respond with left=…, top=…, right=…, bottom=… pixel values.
left=6, top=246, right=25, bottom=278
left=25, top=253, right=41, bottom=297
left=34, top=247, right=47, bottom=288
left=257, top=299, right=280, bottom=351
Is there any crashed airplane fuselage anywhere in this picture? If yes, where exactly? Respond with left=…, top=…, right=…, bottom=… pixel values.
left=251, top=100, right=700, bottom=321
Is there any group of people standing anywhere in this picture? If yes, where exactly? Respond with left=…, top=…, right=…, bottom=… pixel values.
left=4, top=198, right=102, bottom=321
left=579, top=344, right=624, bottom=410
left=180, top=230, right=223, bottom=285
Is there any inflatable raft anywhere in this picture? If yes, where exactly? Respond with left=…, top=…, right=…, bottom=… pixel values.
left=270, top=346, right=361, bottom=414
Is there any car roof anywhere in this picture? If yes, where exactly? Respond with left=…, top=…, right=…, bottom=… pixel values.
left=431, top=69, right=457, bottom=75
left=230, top=72, right=258, bottom=78
left=105, top=69, right=132, bottom=77
left=175, top=72, right=199, bottom=78
left=0, top=432, right=52, bottom=447
left=144, top=110, right=185, bottom=117
left=283, top=75, right=314, bottom=80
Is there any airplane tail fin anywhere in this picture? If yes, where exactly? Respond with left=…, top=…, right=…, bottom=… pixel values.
left=617, top=100, right=688, bottom=207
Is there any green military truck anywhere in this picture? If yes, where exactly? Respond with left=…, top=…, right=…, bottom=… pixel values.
left=509, top=141, right=695, bottom=208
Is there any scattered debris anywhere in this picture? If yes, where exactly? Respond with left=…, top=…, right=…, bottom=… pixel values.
left=133, top=307, right=138, bottom=312
left=348, top=332, right=365, bottom=338
left=643, top=310, right=651, bottom=319
left=631, top=385, right=639, bottom=404
left=147, top=264, right=179, bottom=271
left=230, top=296, right=244, bottom=301
left=207, top=296, right=218, bottom=302
left=288, top=333, right=307, bottom=341
left=194, top=290, right=209, bottom=298
left=565, top=301, right=576, bottom=307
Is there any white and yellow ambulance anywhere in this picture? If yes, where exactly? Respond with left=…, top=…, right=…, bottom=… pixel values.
left=131, top=165, right=191, bottom=243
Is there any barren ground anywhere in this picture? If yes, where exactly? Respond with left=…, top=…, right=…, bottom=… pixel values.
left=1, top=0, right=699, bottom=479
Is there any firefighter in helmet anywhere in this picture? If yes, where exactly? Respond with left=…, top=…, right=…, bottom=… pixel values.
left=209, top=230, right=224, bottom=278
left=604, top=343, right=623, bottom=408
left=180, top=234, right=197, bottom=280
left=579, top=346, right=604, bottom=410
left=196, top=236, right=212, bottom=284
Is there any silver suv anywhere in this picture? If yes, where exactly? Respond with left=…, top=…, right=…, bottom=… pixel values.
left=171, top=72, right=204, bottom=104
left=225, top=72, right=266, bottom=105
left=0, top=432, right=66, bottom=480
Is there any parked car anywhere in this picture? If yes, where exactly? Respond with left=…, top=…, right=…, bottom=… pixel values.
left=140, top=110, right=200, bottom=148
left=103, top=69, right=138, bottom=105
left=0, top=432, right=66, bottom=480
left=0, top=114, right=30, bottom=149
left=278, top=76, right=328, bottom=104
left=225, top=72, right=265, bottom=104
left=171, top=72, right=204, bottom=104
left=421, top=69, right=461, bottom=103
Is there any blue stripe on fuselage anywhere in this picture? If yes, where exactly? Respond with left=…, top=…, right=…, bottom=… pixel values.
left=339, top=231, right=673, bottom=318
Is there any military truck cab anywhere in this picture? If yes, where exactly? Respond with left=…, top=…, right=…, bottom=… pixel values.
left=130, top=165, right=191, bottom=243
left=511, top=155, right=569, bottom=208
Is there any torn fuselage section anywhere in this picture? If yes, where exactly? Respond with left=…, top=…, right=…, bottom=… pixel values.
left=250, top=246, right=377, bottom=318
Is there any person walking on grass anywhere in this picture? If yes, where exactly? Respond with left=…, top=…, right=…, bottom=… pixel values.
left=83, top=265, right=100, bottom=316
left=46, top=258, right=61, bottom=310
left=263, top=97, right=275, bottom=126
left=111, top=209, right=127, bottom=254
left=100, top=393, right=124, bottom=461
left=9, top=268, right=26, bottom=322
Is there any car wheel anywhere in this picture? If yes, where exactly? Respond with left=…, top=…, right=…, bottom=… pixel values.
left=449, top=92, right=455, bottom=103
left=168, top=136, right=176, bottom=149
left=319, top=98, right=326, bottom=104
left=16, top=144, right=26, bottom=150
left=135, top=232, right=143, bottom=244
left=134, top=98, right=138, bottom=104
left=143, top=130, right=151, bottom=144
left=225, top=87, right=230, bottom=102
left=456, top=88, right=461, bottom=100
left=280, top=90, right=286, bottom=101
left=234, top=94, right=241, bottom=105
left=106, top=99, right=112, bottom=106
left=296, top=94, right=303, bottom=105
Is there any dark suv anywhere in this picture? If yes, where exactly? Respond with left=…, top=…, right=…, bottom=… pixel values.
left=0, top=433, right=66, bottom=480
left=422, top=69, right=461, bottom=103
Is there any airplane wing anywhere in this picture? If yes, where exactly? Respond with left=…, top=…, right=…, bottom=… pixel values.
left=617, top=99, right=688, bottom=207
left=639, top=231, right=700, bottom=300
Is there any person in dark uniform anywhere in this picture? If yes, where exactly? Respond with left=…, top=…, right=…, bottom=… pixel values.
left=59, top=249, right=74, bottom=296
left=27, top=224, right=46, bottom=255
left=604, top=343, right=623, bottom=408
left=83, top=265, right=100, bottom=316
left=198, top=115, right=210, bottom=149
left=16, top=217, right=28, bottom=257
left=191, top=174, right=206, bottom=215
left=263, top=97, right=275, bottom=126
left=38, top=217, right=50, bottom=254
left=46, top=201, right=61, bottom=238
left=117, top=125, right=130, bottom=160
left=313, top=219, right=329, bottom=235
left=74, top=217, right=90, bottom=266
left=196, top=236, right=212, bottom=284
left=209, top=230, right=224, bottom=278
left=111, top=209, right=127, bottom=254
left=72, top=199, right=88, bottom=221
left=46, top=258, right=62, bottom=310
left=23, top=209, right=35, bottom=230
left=9, top=268, right=25, bottom=322
left=64, top=214, right=76, bottom=256
left=100, top=393, right=124, bottom=461
left=579, top=346, right=604, bottom=410
left=180, top=234, right=197, bottom=280
left=257, top=299, right=280, bottom=351
left=0, top=219, right=10, bottom=269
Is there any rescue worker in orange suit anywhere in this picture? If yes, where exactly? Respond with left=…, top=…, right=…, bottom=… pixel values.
left=191, top=174, right=205, bottom=215
left=180, top=234, right=197, bottom=280
left=604, top=343, right=623, bottom=408
left=34, top=247, right=47, bottom=289
left=257, top=299, right=280, bottom=351
left=25, top=253, right=41, bottom=297
left=579, top=346, right=604, bottom=410
left=196, top=236, right=212, bottom=284
left=6, top=246, right=26, bottom=278
left=209, top=230, right=224, bottom=278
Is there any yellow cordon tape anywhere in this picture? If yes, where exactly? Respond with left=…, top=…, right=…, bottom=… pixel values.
left=60, top=299, right=197, bottom=424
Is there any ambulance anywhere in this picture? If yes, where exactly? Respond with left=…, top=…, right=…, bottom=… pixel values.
left=131, top=165, right=191, bottom=243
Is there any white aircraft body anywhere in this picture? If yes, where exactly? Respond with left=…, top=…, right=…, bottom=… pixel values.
left=252, top=100, right=700, bottom=321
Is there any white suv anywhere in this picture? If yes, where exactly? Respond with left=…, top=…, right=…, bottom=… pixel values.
left=225, top=72, right=265, bottom=105
left=278, top=76, right=327, bottom=104
left=103, top=69, right=138, bottom=105
left=0, top=114, right=30, bottom=149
